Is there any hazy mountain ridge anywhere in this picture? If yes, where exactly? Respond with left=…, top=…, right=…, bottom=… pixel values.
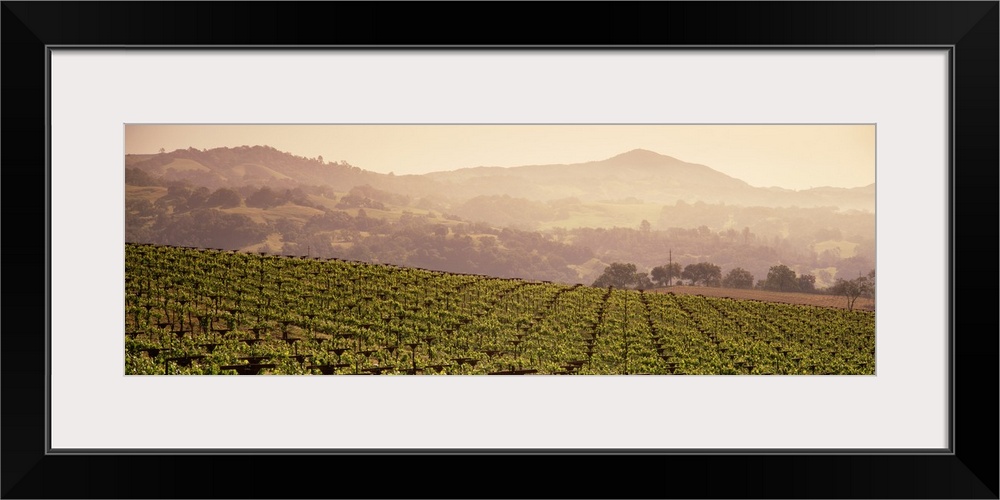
left=127, top=146, right=874, bottom=212
left=127, top=145, right=379, bottom=191
left=126, top=146, right=875, bottom=289
left=423, top=149, right=755, bottom=205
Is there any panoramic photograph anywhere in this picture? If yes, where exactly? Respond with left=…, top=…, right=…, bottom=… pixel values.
left=124, top=124, right=875, bottom=375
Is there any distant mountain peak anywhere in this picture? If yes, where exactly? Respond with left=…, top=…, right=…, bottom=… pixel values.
left=596, top=149, right=702, bottom=176
left=606, top=148, right=668, bottom=161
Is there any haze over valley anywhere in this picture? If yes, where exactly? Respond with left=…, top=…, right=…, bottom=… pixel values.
left=125, top=143, right=874, bottom=293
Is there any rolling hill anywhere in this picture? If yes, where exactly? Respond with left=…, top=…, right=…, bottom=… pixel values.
left=126, top=146, right=874, bottom=212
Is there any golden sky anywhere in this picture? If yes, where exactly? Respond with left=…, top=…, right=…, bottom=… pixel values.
left=125, top=124, right=875, bottom=190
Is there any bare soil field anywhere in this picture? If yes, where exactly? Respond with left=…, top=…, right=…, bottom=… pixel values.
left=650, top=285, right=875, bottom=311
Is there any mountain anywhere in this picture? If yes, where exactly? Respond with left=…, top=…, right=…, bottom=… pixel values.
left=126, top=146, right=874, bottom=212
left=125, top=145, right=447, bottom=198
left=423, top=148, right=873, bottom=210
left=423, top=149, right=752, bottom=204
left=126, top=145, right=379, bottom=190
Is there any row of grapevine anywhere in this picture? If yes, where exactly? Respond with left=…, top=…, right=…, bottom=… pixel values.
left=124, top=243, right=876, bottom=375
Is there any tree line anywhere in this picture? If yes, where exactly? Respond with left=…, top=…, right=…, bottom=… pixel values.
left=592, top=261, right=874, bottom=310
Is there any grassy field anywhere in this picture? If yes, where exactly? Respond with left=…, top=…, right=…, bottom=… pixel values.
left=125, top=185, right=167, bottom=203
left=223, top=204, right=326, bottom=224
left=536, top=201, right=663, bottom=230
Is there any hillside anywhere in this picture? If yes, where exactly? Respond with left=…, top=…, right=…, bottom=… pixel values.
left=126, top=145, right=875, bottom=287
left=425, top=148, right=873, bottom=210
left=127, top=146, right=875, bottom=212
left=423, top=149, right=751, bottom=203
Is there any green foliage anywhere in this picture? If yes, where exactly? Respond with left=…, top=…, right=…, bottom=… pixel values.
left=765, top=264, right=798, bottom=291
left=157, top=209, right=269, bottom=249
left=336, top=194, right=386, bottom=210
left=592, top=262, right=641, bottom=289
left=635, top=272, right=654, bottom=291
left=246, top=186, right=280, bottom=209
left=797, top=274, right=816, bottom=293
left=206, top=187, right=242, bottom=208
left=125, top=167, right=160, bottom=186
left=722, top=267, right=755, bottom=289
left=681, top=262, right=722, bottom=286
left=125, top=243, right=875, bottom=376
left=650, top=263, right=681, bottom=287
left=185, top=186, right=211, bottom=210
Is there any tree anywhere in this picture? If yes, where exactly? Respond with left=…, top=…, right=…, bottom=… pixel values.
left=282, top=187, right=310, bottom=206
left=639, top=219, right=651, bottom=233
left=635, top=272, right=654, bottom=291
left=274, top=218, right=303, bottom=242
left=205, top=187, right=242, bottom=208
left=865, top=269, right=876, bottom=304
left=722, top=267, right=755, bottom=289
left=354, top=208, right=377, bottom=231
left=797, top=274, right=816, bottom=293
left=681, top=262, right=722, bottom=286
left=246, top=186, right=280, bottom=209
left=304, top=211, right=353, bottom=232
left=650, top=263, right=682, bottom=287
left=125, top=167, right=159, bottom=187
left=592, top=262, right=640, bottom=289
left=158, top=184, right=191, bottom=209
left=830, top=275, right=871, bottom=311
left=765, top=264, right=798, bottom=291
left=184, top=186, right=211, bottom=210
left=159, top=208, right=268, bottom=249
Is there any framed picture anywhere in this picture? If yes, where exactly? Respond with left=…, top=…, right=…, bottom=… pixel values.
left=5, top=2, right=996, bottom=498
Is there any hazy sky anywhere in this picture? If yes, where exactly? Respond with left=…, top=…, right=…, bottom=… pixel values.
left=125, top=124, right=875, bottom=190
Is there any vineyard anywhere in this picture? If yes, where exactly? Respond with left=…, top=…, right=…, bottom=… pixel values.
left=125, top=243, right=875, bottom=375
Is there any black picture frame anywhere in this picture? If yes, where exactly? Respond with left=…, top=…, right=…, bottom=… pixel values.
left=3, top=2, right=996, bottom=498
